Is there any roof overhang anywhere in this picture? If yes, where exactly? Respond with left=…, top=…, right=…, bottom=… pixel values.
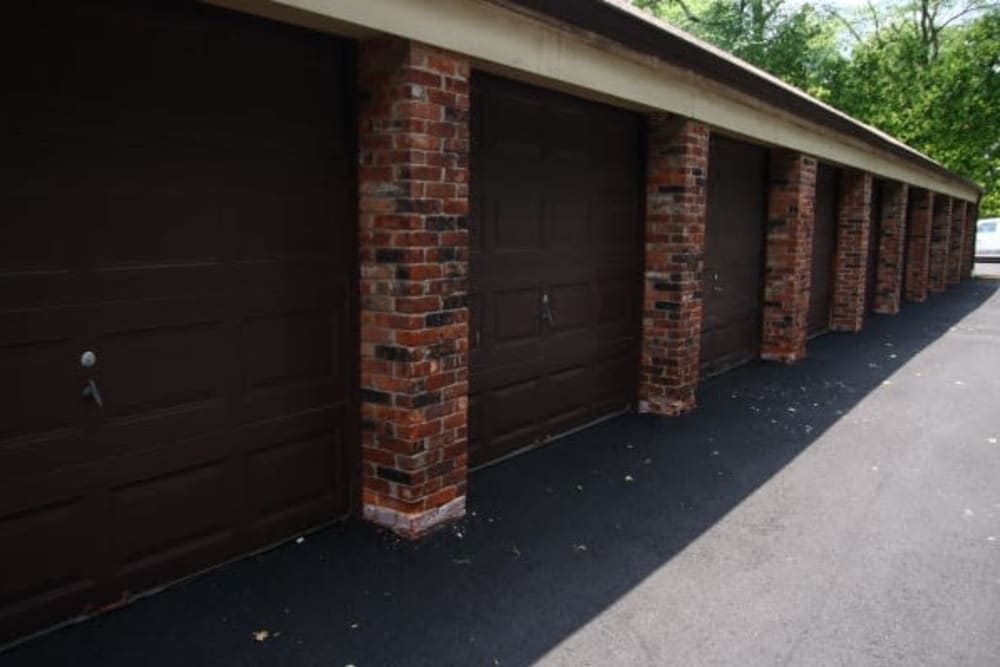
left=207, top=0, right=982, bottom=202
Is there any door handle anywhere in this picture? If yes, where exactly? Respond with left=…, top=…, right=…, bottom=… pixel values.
left=541, top=292, right=554, bottom=326
left=712, top=272, right=724, bottom=293
left=82, top=379, right=104, bottom=408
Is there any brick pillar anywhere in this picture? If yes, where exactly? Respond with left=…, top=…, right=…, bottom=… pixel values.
left=830, top=169, right=873, bottom=332
left=928, top=195, right=952, bottom=293
left=961, top=201, right=977, bottom=278
left=761, top=150, right=817, bottom=362
left=358, top=37, right=470, bottom=537
left=904, top=189, right=933, bottom=302
left=946, top=197, right=966, bottom=285
left=638, top=116, right=708, bottom=416
left=873, top=182, right=908, bottom=314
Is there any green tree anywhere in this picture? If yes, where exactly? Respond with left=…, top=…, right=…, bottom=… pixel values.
left=830, top=5, right=999, bottom=213
left=632, top=0, right=999, bottom=214
left=634, top=0, right=845, bottom=98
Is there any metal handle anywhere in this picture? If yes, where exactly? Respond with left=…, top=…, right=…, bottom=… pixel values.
left=541, top=292, right=554, bottom=326
left=712, top=272, right=724, bottom=293
left=82, top=379, right=103, bottom=408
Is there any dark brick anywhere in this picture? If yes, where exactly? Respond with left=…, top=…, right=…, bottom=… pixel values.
left=412, top=391, right=442, bottom=408
left=426, top=215, right=466, bottom=230
left=375, top=345, right=413, bottom=362
left=376, top=248, right=407, bottom=263
left=425, top=311, right=457, bottom=327
left=361, top=389, right=392, bottom=405
left=377, top=466, right=412, bottom=484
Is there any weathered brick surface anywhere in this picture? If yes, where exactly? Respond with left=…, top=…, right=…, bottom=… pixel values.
left=638, top=116, right=708, bottom=416
left=872, top=182, right=908, bottom=315
left=831, top=169, right=873, bottom=332
left=358, top=37, right=470, bottom=537
left=928, top=195, right=952, bottom=293
left=761, top=150, right=817, bottom=362
left=904, top=189, right=933, bottom=302
left=946, top=197, right=966, bottom=285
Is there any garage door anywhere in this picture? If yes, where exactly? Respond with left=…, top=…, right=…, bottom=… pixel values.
left=0, top=2, right=356, bottom=639
left=468, top=74, right=642, bottom=466
left=809, top=164, right=840, bottom=335
left=700, top=136, right=767, bottom=376
left=866, top=180, right=884, bottom=314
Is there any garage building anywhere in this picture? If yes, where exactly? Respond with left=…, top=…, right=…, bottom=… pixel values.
left=0, top=0, right=981, bottom=641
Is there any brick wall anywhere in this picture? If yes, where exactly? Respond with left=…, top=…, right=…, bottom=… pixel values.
left=904, top=189, right=933, bottom=302
left=831, top=169, right=873, bottom=332
left=638, top=116, right=708, bottom=416
left=873, top=182, right=908, bottom=315
left=358, top=37, right=470, bottom=537
left=761, top=150, right=817, bottom=362
left=946, top=197, right=966, bottom=285
left=928, top=195, right=952, bottom=293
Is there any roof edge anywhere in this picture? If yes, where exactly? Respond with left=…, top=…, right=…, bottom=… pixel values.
left=505, top=0, right=982, bottom=194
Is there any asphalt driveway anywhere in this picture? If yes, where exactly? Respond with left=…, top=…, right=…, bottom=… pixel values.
left=4, top=278, right=1000, bottom=666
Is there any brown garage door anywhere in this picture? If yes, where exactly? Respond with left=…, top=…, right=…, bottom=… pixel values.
left=0, top=2, right=356, bottom=640
left=700, top=136, right=768, bottom=376
left=809, top=164, right=840, bottom=335
left=468, top=74, right=642, bottom=466
left=866, top=180, right=884, bottom=314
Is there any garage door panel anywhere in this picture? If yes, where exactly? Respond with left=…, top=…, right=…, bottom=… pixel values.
left=548, top=283, right=589, bottom=333
left=492, top=196, right=544, bottom=251
left=0, top=338, right=80, bottom=439
left=98, top=324, right=225, bottom=417
left=597, top=279, right=632, bottom=325
left=111, top=459, right=232, bottom=570
left=492, top=288, right=544, bottom=343
left=0, top=496, right=97, bottom=627
left=242, top=310, right=337, bottom=389
left=700, top=135, right=767, bottom=374
left=246, top=428, right=343, bottom=522
left=470, top=73, right=640, bottom=465
left=866, top=181, right=883, bottom=314
left=478, top=379, right=546, bottom=449
left=810, top=164, right=840, bottom=335
left=0, top=1, right=356, bottom=639
left=548, top=200, right=591, bottom=247
left=595, top=205, right=638, bottom=249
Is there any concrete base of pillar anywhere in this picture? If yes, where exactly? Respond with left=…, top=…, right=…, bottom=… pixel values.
left=363, top=496, right=466, bottom=539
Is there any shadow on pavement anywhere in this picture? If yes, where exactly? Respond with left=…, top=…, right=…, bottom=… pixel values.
left=3, top=279, right=997, bottom=666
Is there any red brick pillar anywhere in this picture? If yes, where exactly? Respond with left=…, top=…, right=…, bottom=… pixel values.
left=904, top=189, right=933, bottom=302
left=761, top=150, right=817, bottom=362
left=946, top=198, right=966, bottom=285
left=830, top=169, right=873, bottom=332
left=928, top=195, right=952, bottom=293
left=873, top=182, right=908, bottom=315
left=358, top=37, right=470, bottom=537
left=962, top=201, right=977, bottom=278
left=638, top=116, right=708, bottom=416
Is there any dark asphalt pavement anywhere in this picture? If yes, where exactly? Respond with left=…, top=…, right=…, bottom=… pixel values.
left=4, top=279, right=1000, bottom=666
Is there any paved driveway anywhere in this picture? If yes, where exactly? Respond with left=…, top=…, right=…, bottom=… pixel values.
left=4, top=279, right=1000, bottom=666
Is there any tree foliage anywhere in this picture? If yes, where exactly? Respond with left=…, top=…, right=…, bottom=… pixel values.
left=632, top=0, right=1000, bottom=214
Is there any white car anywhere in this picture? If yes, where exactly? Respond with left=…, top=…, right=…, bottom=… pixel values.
left=976, top=217, right=1000, bottom=261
